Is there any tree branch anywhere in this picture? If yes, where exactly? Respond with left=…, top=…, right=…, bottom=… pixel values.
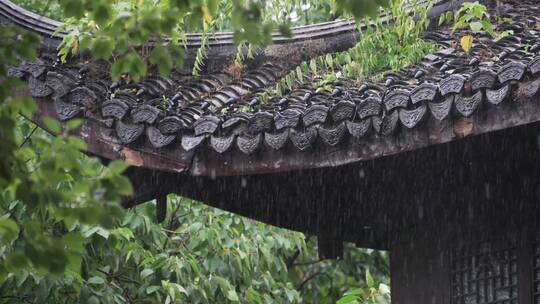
left=19, top=125, right=38, bottom=148
left=286, top=249, right=300, bottom=269
left=292, top=259, right=325, bottom=267
left=296, top=271, right=333, bottom=293
left=296, top=271, right=322, bottom=291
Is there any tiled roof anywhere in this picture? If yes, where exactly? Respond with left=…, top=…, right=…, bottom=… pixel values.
left=6, top=0, right=540, bottom=174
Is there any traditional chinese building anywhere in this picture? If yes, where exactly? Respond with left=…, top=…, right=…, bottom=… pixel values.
left=3, top=0, right=540, bottom=302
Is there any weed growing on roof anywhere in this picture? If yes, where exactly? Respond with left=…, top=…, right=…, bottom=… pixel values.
left=340, top=0, right=435, bottom=80
left=452, top=1, right=513, bottom=39
left=258, top=0, right=436, bottom=103
left=449, top=1, right=513, bottom=55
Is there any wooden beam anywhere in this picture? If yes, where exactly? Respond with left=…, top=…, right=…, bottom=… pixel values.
left=317, top=237, right=344, bottom=260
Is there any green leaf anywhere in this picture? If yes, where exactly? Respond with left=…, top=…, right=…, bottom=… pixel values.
left=125, top=52, right=148, bottom=82
left=88, top=276, right=105, bottom=285
left=96, top=227, right=110, bottom=239
left=42, top=117, right=61, bottom=134
left=325, top=54, right=334, bottom=69
left=81, top=225, right=99, bottom=238
left=61, top=0, right=84, bottom=18
left=438, top=14, right=445, bottom=26
left=112, top=227, right=134, bottom=241
left=140, top=268, right=154, bottom=279
left=150, top=45, right=173, bottom=76
left=446, top=11, right=454, bottom=24
left=4, top=253, right=28, bottom=273
left=284, top=289, right=296, bottom=302
left=337, top=294, right=359, bottom=304
left=16, top=270, right=29, bottom=287
left=227, top=290, right=239, bottom=302
left=469, top=21, right=482, bottom=33
left=108, top=160, right=129, bottom=174
left=172, top=284, right=188, bottom=296
left=19, top=97, right=37, bottom=117
left=88, top=296, right=100, bottom=304
left=91, top=2, right=111, bottom=26
left=0, top=219, right=19, bottom=246
left=68, top=136, right=87, bottom=150
left=168, top=44, right=185, bottom=66
left=91, top=36, right=115, bottom=60
left=111, top=175, right=133, bottom=196
left=111, top=59, right=126, bottom=81
left=146, top=285, right=161, bottom=294
left=309, top=59, right=317, bottom=75
left=344, top=288, right=363, bottom=296
left=366, top=269, right=375, bottom=288
left=295, top=66, right=303, bottom=82
left=66, top=119, right=83, bottom=130
left=481, top=20, right=495, bottom=36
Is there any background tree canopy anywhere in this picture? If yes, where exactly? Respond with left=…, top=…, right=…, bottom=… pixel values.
left=0, top=0, right=411, bottom=302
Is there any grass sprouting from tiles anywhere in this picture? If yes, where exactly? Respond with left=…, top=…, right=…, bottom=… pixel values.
left=259, top=0, right=436, bottom=104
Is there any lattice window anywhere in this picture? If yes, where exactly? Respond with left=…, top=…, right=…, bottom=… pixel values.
left=534, top=242, right=540, bottom=303
left=452, top=243, right=518, bottom=304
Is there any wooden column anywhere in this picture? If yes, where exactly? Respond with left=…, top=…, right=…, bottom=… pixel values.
left=390, top=231, right=451, bottom=304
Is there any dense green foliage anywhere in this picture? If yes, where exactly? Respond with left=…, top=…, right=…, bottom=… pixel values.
left=341, top=0, right=434, bottom=79
left=436, top=1, right=512, bottom=55
left=12, top=0, right=65, bottom=20
left=2, top=182, right=389, bottom=303
left=0, top=23, right=131, bottom=300
left=259, top=0, right=435, bottom=102
left=1, top=111, right=390, bottom=303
